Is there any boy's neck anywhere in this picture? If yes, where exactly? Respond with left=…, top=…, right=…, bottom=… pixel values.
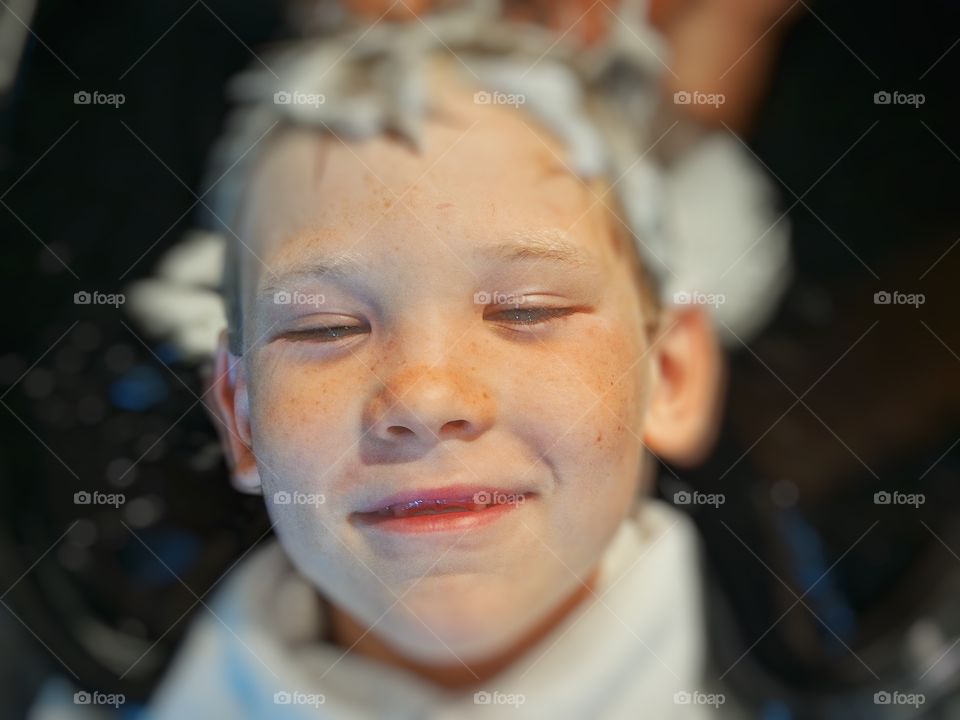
left=325, top=567, right=600, bottom=691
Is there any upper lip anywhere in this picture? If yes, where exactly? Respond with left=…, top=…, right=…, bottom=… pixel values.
left=354, top=483, right=534, bottom=517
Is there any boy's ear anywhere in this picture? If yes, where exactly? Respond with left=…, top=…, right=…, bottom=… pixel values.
left=203, top=330, right=262, bottom=494
left=642, top=305, right=727, bottom=467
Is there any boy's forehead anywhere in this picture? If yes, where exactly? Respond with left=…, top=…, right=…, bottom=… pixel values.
left=239, top=66, right=614, bottom=280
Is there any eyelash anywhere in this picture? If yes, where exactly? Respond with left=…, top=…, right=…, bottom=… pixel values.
left=281, top=307, right=576, bottom=343
left=282, top=325, right=368, bottom=343
left=487, top=306, right=576, bottom=327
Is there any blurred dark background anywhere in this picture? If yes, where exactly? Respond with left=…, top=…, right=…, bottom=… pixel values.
left=1, top=1, right=958, bottom=718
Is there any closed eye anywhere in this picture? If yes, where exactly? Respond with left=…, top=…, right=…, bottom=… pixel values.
left=280, top=325, right=368, bottom=342
left=485, top=306, right=577, bottom=327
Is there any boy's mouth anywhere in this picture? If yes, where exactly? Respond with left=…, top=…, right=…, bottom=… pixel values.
left=369, top=494, right=526, bottom=518
left=351, top=486, right=533, bottom=533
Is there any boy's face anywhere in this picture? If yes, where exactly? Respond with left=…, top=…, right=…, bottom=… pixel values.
left=212, top=61, right=718, bottom=664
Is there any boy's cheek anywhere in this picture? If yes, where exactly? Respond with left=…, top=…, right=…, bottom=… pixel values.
left=526, top=321, right=645, bottom=455
left=247, top=376, right=356, bottom=496
left=250, top=353, right=355, bottom=425
left=523, top=324, right=646, bottom=526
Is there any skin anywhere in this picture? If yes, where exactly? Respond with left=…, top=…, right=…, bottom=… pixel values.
left=208, top=56, right=724, bottom=689
left=649, top=0, right=804, bottom=131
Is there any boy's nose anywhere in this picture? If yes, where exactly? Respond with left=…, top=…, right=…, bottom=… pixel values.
left=364, top=365, right=495, bottom=445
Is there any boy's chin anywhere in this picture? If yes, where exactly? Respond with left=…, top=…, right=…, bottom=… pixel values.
left=376, top=617, right=530, bottom=666
left=375, top=591, right=545, bottom=665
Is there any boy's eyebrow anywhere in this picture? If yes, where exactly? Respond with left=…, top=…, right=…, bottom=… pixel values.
left=476, top=230, right=599, bottom=269
left=258, top=251, right=367, bottom=301
left=257, top=230, right=599, bottom=301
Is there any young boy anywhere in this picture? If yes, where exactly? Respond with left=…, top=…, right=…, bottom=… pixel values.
left=51, top=2, right=786, bottom=717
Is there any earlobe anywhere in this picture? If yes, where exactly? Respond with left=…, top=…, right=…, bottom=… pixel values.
left=642, top=306, right=726, bottom=467
left=204, top=330, right=263, bottom=494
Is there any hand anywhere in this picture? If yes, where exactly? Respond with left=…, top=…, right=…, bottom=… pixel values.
left=341, top=0, right=624, bottom=46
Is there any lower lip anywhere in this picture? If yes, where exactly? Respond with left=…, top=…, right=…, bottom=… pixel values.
left=352, top=497, right=530, bottom=535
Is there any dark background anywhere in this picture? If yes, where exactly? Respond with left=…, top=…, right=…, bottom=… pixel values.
left=1, top=1, right=958, bottom=718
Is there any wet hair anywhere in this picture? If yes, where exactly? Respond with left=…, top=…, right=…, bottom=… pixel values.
left=206, top=0, right=675, bottom=355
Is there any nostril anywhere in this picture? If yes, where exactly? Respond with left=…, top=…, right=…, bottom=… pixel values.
left=382, top=419, right=473, bottom=440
